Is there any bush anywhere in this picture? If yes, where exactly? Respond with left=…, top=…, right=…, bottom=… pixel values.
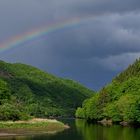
left=0, top=103, right=21, bottom=121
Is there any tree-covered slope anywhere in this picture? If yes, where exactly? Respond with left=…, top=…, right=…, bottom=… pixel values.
left=0, top=60, right=94, bottom=120
left=76, top=58, right=140, bottom=124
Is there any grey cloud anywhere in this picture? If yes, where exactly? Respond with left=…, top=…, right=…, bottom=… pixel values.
left=0, top=0, right=140, bottom=40
left=44, top=13, right=140, bottom=60
left=0, top=1, right=140, bottom=90
left=95, top=52, right=140, bottom=71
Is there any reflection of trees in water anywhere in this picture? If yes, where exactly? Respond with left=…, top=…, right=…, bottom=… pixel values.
left=75, top=119, right=140, bottom=140
left=1, top=120, right=140, bottom=140
left=75, top=119, right=104, bottom=140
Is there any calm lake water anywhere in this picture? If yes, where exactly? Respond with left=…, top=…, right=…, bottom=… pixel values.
left=1, top=119, right=140, bottom=140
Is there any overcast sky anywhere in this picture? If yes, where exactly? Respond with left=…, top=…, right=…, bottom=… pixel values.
left=0, top=0, right=140, bottom=90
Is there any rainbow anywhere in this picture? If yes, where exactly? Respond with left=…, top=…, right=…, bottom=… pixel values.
left=0, top=16, right=94, bottom=53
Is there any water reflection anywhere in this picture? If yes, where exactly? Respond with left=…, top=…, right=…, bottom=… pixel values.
left=75, top=119, right=140, bottom=140
left=1, top=119, right=140, bottom=140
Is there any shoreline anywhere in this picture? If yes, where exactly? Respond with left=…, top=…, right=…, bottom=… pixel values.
left=78, top=118, right=140, bottom=127
left=0, top=118, right=69, bottom=137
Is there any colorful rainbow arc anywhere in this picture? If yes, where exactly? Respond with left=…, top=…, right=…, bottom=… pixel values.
left=0, top=16, right=94, bottom=53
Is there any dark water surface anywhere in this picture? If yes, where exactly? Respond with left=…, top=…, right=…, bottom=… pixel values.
left=1, top=119, right=140, bottom=140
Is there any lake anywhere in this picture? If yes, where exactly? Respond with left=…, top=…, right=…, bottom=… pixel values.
left=0, top=119, right=140, bottom=140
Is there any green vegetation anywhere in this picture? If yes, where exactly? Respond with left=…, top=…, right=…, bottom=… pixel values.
left=0, top=119, right=68, bottom=136
left=76, top=58, right=140, bottom=124
left=0, top=119, right=65, bottom=129
left=0, top=60, right=94, bottom=121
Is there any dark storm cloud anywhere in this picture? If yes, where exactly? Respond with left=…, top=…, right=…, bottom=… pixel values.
left=45, top=12, right=140, bottom=59
left=70, top=0, right=140, bottom=14
left=37, top=0, right=140, bottom=16
left=0, top=0, right=140, bottom=90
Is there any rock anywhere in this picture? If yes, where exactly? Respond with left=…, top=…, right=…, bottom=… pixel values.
left=120, top=121, right=129, bottom=126
left=98, top=119, right=112, bottom=126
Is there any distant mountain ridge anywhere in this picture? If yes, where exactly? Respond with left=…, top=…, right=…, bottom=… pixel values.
left=76, top=58, right=140, bottom=124
left=0, top=60, right=94, bottom=120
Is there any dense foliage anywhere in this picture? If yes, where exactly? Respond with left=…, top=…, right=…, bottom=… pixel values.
left=0, top=60, right=93, bottom=121
left=76, top=58, right=140, bottom=124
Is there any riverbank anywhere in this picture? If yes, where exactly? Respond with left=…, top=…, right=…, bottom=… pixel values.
left=97, top=119, right=140, bottom=127
left=0, top=118, right=69, bottom=137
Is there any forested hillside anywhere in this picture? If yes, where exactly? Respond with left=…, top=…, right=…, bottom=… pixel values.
left=76, top=58, right=140, bottom=124
left=0, top=60, right=94, bottom=121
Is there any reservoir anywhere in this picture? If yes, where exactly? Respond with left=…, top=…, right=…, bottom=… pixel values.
left=1, top=119, right=140, bottom=140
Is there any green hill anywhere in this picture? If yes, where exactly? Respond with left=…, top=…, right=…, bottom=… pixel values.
left=0, top=60, right=94, bottom=121
left=76, top=58, right=140, bottom=124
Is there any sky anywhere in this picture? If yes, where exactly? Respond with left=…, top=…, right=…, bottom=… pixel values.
left=0, top=0, right=140, bottom=90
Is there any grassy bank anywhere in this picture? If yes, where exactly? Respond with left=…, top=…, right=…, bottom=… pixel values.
left=0, top=118, right=69, bottom=137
